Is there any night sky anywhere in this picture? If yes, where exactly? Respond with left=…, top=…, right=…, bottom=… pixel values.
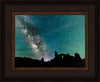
left=15, top=15, right=85, bottom=61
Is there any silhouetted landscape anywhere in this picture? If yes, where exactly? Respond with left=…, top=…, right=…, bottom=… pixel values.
left=15, top=51, right=85, bottom=67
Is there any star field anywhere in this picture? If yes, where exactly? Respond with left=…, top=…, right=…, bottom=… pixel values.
left=15, top=15, right=85, bottom=61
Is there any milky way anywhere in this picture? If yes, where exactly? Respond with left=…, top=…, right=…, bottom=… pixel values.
left=15, top=15, right=51, bottom=61
left=15, top=15, right=85, bottom=61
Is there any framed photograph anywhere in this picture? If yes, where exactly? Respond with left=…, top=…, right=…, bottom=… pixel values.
left=0, top=0, right=99, bottom=82
left=12, top=12, right=88, bottom=70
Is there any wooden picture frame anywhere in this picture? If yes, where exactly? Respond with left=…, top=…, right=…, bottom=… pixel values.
left=0, top=0, right=99, bottom=82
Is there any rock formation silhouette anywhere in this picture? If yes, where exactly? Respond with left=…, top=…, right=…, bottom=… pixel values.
left=15, top=51, right=85, bottom=67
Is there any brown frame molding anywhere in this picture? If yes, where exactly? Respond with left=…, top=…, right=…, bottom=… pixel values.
left=1, top=0, right=98, bottom=81
left=12, top=11, right=88, bottom=70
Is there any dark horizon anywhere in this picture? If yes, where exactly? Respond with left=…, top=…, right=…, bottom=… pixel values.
left=15, top=51, right=85, bottom=67
left=15, top=51, right=85, bottom=62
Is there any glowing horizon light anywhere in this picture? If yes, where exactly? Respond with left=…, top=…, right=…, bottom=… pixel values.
left=43, top=58, right=50, bottom=62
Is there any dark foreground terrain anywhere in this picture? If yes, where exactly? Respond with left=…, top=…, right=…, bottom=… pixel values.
left=15, top=51, right=85, bottom=67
